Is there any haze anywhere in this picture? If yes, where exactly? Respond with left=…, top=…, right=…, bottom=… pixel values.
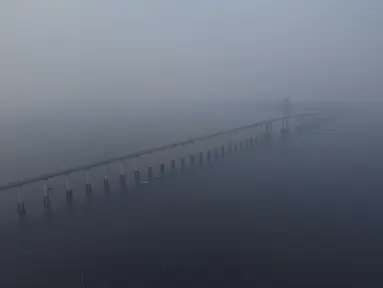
left=2, top=1, right=383, bottom=285
left=0, top=0, right=382, bottom=182
left=1, top=0, right=382, bottom=109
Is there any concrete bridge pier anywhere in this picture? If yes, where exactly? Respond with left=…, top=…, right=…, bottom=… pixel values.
left=282, top=97, right=291, bottom=134
left=17, top=187, right=26, bottom=217
left=199, top=152, right=204, bottom=166
left=221, top=146, right=225, bottom=158
left=134, top=170, right=140, bottom=185
left=103, top=167, right=110, bottom=191
left=281, top=118, right=290, bottom=135
left=148, top=166, right=153, bottom=182
left=43, top=181, right=50, bottom=209
left=85, top=171, right=92, bottom=195
left=159, top=163, right=165, bottom=177
left=119, top=162, right=126, bottom=186
left=171, top=159, right=176, bottom=172
left=169, top=159, right=176, bottom=178
left=65, top=175, right=73, bottom=203
left=264, top=122, right=272, bottom=141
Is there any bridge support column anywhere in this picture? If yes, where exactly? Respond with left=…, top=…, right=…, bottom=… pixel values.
left=160, top=163, right=165, bottom=176
left=221, top=146, right=225, bottom=158
left=119, top=163, right=126, bottom=186
left=17, top=202, right=26, bottom=216
left=85, top=171, right=92, bottom=194
left=134, top=170, right=140, bottom=185
left=17, top=187, right=26, bottom=216
left=282, top=97, right=291, bottom=134
left=181, top=158, right=186, bottom=169
left=43, top=181, right=50, bottom=209
left=171, top=159, right=176, bottom=171
left=281, top=117, right=290, bottom=135
left=264, top=122, right=272, bottom=141
left=189, top=155, right=195, bottom=166
left=148, top=166, right=153, bottom=181
left=66, top=176, right=73, bottom=203
left=263, top=122, right=269, bottom=141
left=103, top=168, right=110, bottom=191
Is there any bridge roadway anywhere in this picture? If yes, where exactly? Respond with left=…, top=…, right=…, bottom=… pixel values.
left=1, top=114, right=383, bottom=287
left=0, top=113, right=317, bottom=192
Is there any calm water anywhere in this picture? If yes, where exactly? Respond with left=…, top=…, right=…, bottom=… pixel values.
left=1, top=103, right=383, bottom=286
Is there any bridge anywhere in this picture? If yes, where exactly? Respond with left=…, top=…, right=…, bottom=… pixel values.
left=0, top=99, right=326, bottom=219
left=0, top=99, right=344, bottom=286
left=1, top=101, right=382, bottom=287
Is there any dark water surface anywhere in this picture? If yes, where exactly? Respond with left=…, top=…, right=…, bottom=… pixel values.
left=1, top=106, right=383, bottom=287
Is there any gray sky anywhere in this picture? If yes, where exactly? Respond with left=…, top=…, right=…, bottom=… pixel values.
left=1, top=0, right=382, bottom=106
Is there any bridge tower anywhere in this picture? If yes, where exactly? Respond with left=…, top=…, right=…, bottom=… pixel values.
left=282, top=97, right=291, bottom=134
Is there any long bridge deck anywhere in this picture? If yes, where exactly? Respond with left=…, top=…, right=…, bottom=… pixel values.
left=0, top=112, right=323, bottom=224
